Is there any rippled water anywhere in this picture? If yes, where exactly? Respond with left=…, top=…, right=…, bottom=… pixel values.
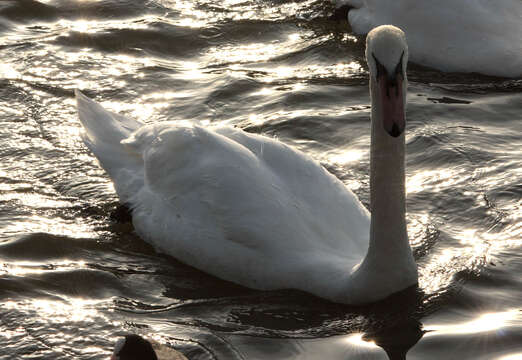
left=0, top=1, right=521, bottom=359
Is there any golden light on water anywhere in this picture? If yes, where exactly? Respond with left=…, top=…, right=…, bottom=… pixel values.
left=61, top=19, right=98, bottom=33
left=176, top=17, right=208, bottom=28
left=0, top=63, right=20, bottom=79
left=0, top=192, right=71, bottom=209
left=174, top=1, right=209, bottom=25
left=4, top=298, right=107, bottom=324
left=303, top=62, right=363, bottom=78
left=425, top=309, right=520, bottom=335
left=99, top=100, right=155, bottom=123
left=1, top=327, right=25, bottom=340
left=458, top=229, right=478, bottom=245
left=1, top=261, right=86, bottom=276
left=418, top=234, right=486, bottom=294
left=142, top=92, right=194, bottom=101
left=406, top=168, right=464, bottom=194
left=288, top=33, right=301, bottom=42
left=205, top=31, right=315, bottom=66
left=250, top=82, right=305, bottom=96
left=498, top=353, right=522, bottom=360
left=252, top=87, right=276, bottom=97
left=484, top=225, right=522, bottom=251
left=177, top=61, right=205, bottom=80
left=343, top=333, right=379, bottom=349
left=255, top=62, right=362, bottom=83
left=268, top=66, right=294, bottom=82
left=0, top=214, right=97, bottom=239
left=208, top=42, right=297, bottom=64
left=456, top=229, right=489, bottom=260
left=0, top=3, right=519, bottom=359
left=56, top=18, right=150, bottom=33
left=418, top=233, right=490, bottom=295
left=330, top=149, right=364, bottom=164
left=248, top=113, right=264, bottom=125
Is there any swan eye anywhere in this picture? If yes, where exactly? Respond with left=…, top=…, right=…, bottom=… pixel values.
left=372, top=53, right=386, bottom=80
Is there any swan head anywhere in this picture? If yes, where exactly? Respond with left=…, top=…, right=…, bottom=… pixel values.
left=366, top=25, right=408, bottom=138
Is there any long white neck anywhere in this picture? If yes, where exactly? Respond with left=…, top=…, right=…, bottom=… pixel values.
left=345, top=76, right=417, bottom=304
left=368, top=76, right=408, bottom=265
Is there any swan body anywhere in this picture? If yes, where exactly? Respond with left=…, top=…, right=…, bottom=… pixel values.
left=335, top=0, right=522, bottom=77
left=76, top=25, right=417, bottom=305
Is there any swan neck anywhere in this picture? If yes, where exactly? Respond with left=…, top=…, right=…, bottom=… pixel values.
left=341, top=77, right=417, bottom=304
left=368, top=77, right=408, bottom=261
left=342, top=88, right=416, bottom=304
left=370, top=125, right=406, bottom=250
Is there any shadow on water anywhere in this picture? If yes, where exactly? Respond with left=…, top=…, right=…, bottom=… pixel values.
left=357, top=286, right=425, bottom=360
left=365, top=318, right=424, bottom=360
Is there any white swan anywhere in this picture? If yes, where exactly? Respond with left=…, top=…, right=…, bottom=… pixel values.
left=335, top=0, right=522, bottom=78
left=76, top=25, right=417, bottom=305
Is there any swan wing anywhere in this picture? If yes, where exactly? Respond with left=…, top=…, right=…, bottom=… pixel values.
left=124, top=123, right=370, bottom=291
left=76, top=90, right=144, bottom=202
left=76, top=90, right=371, bottom=296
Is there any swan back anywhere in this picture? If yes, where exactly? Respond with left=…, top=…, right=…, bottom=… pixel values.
left=123, top=123, right=371, bottom=300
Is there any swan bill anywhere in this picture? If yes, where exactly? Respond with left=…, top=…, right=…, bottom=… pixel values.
left=378, top=67, right=405, bottom=137
left=372, top=51, right=405, bottom=138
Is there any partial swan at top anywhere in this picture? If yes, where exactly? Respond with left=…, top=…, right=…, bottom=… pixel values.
left=334, top=0, right=522, bottom=78
left=75, top=25, right=417, bottom=305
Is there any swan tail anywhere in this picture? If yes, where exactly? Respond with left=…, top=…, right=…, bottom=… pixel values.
left=75, top=90, right=143, bottom=200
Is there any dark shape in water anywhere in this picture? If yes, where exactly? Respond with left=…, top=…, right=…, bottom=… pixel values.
left=331, top=4, right=352, bottom=21
left=364, top=319, right=424, bottom=360
left=110, top=203, right=133, bottom=223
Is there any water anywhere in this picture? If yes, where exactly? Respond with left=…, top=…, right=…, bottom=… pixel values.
left=0, top=1, right=521, bottom=359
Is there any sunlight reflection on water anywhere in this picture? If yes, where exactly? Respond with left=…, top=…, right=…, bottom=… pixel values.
left=344, top=333, right=379, bottom=349
left=425, top=309, right=521, bottom=336
left=0, top=0, right=520, bottom=359
left=4, top=298, right=107, bottom=323
left=0, top=215, right=97, bottom=240
left=499, top=353, right=522, bottom=360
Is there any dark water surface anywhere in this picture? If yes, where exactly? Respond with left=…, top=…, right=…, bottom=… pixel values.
left=1, top=1, right=521, bottom=359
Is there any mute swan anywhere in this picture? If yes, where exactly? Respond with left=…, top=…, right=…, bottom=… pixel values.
left=334, top=0, right=522, bottom=77
left=76, top=25, right=417, bottom=305
left=112, top=335, right=188, bottom=360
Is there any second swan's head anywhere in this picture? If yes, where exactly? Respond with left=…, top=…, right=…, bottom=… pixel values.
left=366, top=25, right=408, bottom=138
